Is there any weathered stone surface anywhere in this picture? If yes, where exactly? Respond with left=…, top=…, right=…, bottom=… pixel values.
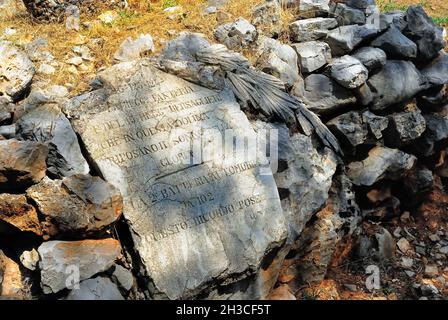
left=16, top=104, right=89, bottom=178
left=215, top=18, right=258, bottom=51
left=27, top=175, right=122, bottom=238
left=403, top=6, right=446, bottom=62
left=252, top=121, right=337, bottom=238
left=298, top=0, right=330, bottom=17
left=402, top=167, right=434, bottom=206
left=251, top=0, right=282, bottom=36
left=362, top=110, right=389, bottom=140
left=20, top=249, right=39, bottom=271
left=384, top=110, right=427, bottom=147
left=112, top=265, right=133, bottom=292
left=352, top=47, right=386, bottom=72
left=114, top=34, right=154, bottom=62
left=65, top=277, right=124, bottom=300
left=329, top=55, right=368, bottom=89
left=325, top=25, right=378, bottom=56
left=67, top=60, right=287, bottom=299
left=346, top=0, right=376, bottom=10
left=413, top=112, right=448, bottom=156
left=293, top=74, right=357, bottom=115
left=0, top=193, right=42, bottom=236
left=421, top=52, right=448, bottom=87
left=327, top=111, right=368, bottom=148
left=290, top=18, right=338, bottom=42
left=371, top=27, right=417, bottom=59
left=0, top=139, right=48, bottom=192
left=255, top=37, right=299, bottom=85
left=256, top=39, right=300, bottom=87
left=38, top=238, right=122, bottom=294
left=292, top=41, right=331, bottom=73
left=347, top=146, right=417, bottom=186
left=330, top=3, right=366, bottom=26
left=159, top=32, right=211, bottom=62
left=381, top=11, right=407, bottom=31
left=0, top=250, right=31, bottom=299
left=367, top=60, right=427, bottom=111
left=0, top=41, right=35, bottom=102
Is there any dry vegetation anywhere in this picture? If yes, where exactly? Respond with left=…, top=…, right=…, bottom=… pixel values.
left=0, top=0, right=446, bottom=95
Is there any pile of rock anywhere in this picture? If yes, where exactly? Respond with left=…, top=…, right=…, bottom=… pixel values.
left=0, top=43, right=134, bottom=299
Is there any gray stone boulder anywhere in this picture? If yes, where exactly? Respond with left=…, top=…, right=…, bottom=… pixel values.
left=384, top=110, right=427, bottom=147
left=346, top=0, right=376, bottom=10
left=371, top=27, right=417, bottom=59
left=381, top=11, right=407, bottom=31
left=16, top=104, right=90, bottom=178
left=325, top=25, right=378, bottom=56
left=255, top=37, right=300, bottom=86
left=159, top=32, right=211, bottom=62
left=413, top=112, right=448, bottom=156
left=362, top=110, right=389, bottom=140
left=0, top=139, right=48, bottom=192
left=293, top=74, right=357, bottom=115
left=290, top=18, right=338, bottom=42
left=403, top=6, right=446, bottom=62
left=367, top=60, right=427, bottom=111
left=329, top=55, right=369, bottom=89
left=347, top=146, right=417, bottom=186
left=252, top=120, right=338, bottom=238
left=214, top=18, right=258, bottom=51
left=421, top=52, right=448, bottom=87
left=298, top=0, right=330, bottom=17
left=113, top=34, right=154, bottom=62
left=112, top=265, right=134, bottom=292
left=38, top=238, right=122, bottom=294
left=292, top=41, right=331, bottom=73
left=327, top=111, right=368, bottom=149
left=352, top=47, right=386, bottom=72
left=27, top=175, right=123, bottom=239
left=65, top=277, right=124, bottom=300
left=0, top=41, right=35, bottom=102
left=251, top=0, right=282, bottom=36
left=330, top=3, right=366, bottom=26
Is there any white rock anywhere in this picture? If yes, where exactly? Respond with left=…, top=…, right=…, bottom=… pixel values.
left=20, top=249, right=39, bottom=271
left=329, top=55, right=368, bottom=89
left=114, top=34, right=154, bottom=62
left=65, top=277, right=124, bottom=300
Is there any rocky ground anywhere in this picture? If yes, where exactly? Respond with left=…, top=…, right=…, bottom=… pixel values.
left=1, top=0, right=448, bottom=300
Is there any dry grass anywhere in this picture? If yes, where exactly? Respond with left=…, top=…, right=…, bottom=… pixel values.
left=0, top=0, right=263, bottom=95
left=0, top=0, right=447, bottom=95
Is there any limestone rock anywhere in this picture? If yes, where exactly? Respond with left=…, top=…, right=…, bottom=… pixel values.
left=114, top=34, right=154, bottom=62
left=403, top=6, right=446, bottom=62
left=252, top=121, right=338, bottom=238
left=0, top=193, right=42, bottom=236
left=292, top=41, right=331, bottom=73
left=347, top=146, right=417, bottom=186
left=371, top=27, right=417, bottom=59
left=20, top=249, right=39, bottom=271
left=0, top=41, right=35, bottom=102
left=27, top=175, right=123, bottom=238
left=352, top=47, right=386, bottom=72
left=329, top=55, right=368, bottom=89
left=421, top=52, right=448, bottom=87
left=362, top=111, right=388, bottom=140
left=325, top=25, right=378, bottom=56
left=384, top=110, right=427, bottom=147
left=327, top=111, right=368, bottom=148
left=0, top=250, right=31, bottom=299
left=16, top=104, right=90, bottom=178
left=159, top=32, right=211, bottom=62
left=330, top=3, right=366, bottom=26
left=367, top=60, right=427, bottom=111
left=112, top=265, right=133, bottom=292
left=68, top=60, right=287, bottom=299
left=381, top=11, right=407, bottom=31
left=65, top=277, right=124, bottom=300
left=0, top=139, right=48, bottom=192
left=289, top=18, right=338, bottom=42
left=375, top=227, right=396, bottom=261
left=293, top=74, right=357, bottom=115
left=38, top=238, right=122, bottom=294
left=214, top=18, right=258, bottom=51
left=251, top=0, right=282, bottom=36
left=298, top=0, right=330, bottom=18
left=346, top=0, right=376, bottom=10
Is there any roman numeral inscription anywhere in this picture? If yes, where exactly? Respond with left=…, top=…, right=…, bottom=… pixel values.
left=69, top=60, right=287, bottom=299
